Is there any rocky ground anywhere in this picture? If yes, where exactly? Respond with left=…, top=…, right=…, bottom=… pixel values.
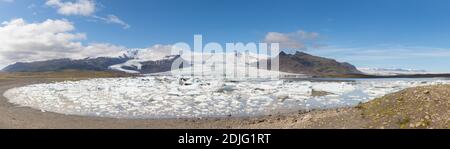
left=358, top=85, right=449, bottom=129
left=0, top=71, right=448, bottom=129
left=239, top=85, right=449, bottom=129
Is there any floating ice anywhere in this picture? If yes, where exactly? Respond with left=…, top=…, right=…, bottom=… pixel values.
left=3, top=77, right=450, bottom=119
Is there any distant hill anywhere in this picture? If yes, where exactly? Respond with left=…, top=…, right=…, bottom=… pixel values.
left=266, top=51, right=362, bottom=76
left=2, top=57, right=131, bottom=72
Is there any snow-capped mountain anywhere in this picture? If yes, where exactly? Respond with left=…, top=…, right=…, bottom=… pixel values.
left=2, top=49, right=361, bottom=77
left=110, top=55, right=184, bottom=74
left=109, top=48, right=271, bottom=74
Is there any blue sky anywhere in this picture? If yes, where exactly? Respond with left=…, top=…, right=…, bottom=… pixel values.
left=1, top=0, right=450, bottom=71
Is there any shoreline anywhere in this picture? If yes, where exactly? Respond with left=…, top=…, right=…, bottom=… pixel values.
left=1, top=72, right=447, bottom=129
left=0, top=76, right=358, bottom=129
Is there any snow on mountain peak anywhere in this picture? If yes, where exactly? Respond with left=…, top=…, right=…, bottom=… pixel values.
left=123, top=45, right=178, bottom=61
left=358, top=67, right=429, bottom=76
left=112, top=44, right=276, bottom=74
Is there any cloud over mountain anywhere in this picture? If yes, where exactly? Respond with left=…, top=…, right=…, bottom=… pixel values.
left=264, top=30, right=321, bottom=51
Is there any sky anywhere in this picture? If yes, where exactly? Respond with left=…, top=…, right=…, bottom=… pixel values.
left=1, top=0, right=450, bottom=72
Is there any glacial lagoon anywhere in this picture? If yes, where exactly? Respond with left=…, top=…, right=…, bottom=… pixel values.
left=4, top=77, right=450, bottom=119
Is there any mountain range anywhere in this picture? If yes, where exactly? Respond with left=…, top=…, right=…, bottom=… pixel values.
left=2, top=51, right=362, bottom=76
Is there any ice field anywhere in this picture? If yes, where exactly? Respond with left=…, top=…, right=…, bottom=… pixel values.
left=3, top=77, right=450, bottom=119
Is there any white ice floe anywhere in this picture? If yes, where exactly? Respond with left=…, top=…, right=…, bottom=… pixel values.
left=3, top=77, right=450, bottom=119
left=312, top=82, right=356, bottom=94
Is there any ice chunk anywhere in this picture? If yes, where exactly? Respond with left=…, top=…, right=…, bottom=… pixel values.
left=312, top=82, right=355, bottom=94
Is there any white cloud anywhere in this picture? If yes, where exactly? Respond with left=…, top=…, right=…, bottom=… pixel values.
left=264, top=32, right=305, bottom=50
left=0, top=18, right=125, bottom=68
left=93, top=15, right=130, bottom=29
left=264, top=30, right=321, bottom=51
left=46, top=0, right=96, bottom=16
left=45, top=0, right=130, bottom=29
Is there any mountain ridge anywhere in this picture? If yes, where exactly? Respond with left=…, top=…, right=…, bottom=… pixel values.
left=2, top=57, right=131, bottom=72
left=266, top=51, right=362, bottom=76
left=2, top=51, right=361, bottom=76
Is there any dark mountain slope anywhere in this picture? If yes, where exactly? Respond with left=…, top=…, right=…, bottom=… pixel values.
left=2, top=57, right=130, bottom=72
left=266, top=51, right=361, bottom=76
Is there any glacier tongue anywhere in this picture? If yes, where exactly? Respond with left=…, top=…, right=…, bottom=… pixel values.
left=3, top=77, right=450, bottom=119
